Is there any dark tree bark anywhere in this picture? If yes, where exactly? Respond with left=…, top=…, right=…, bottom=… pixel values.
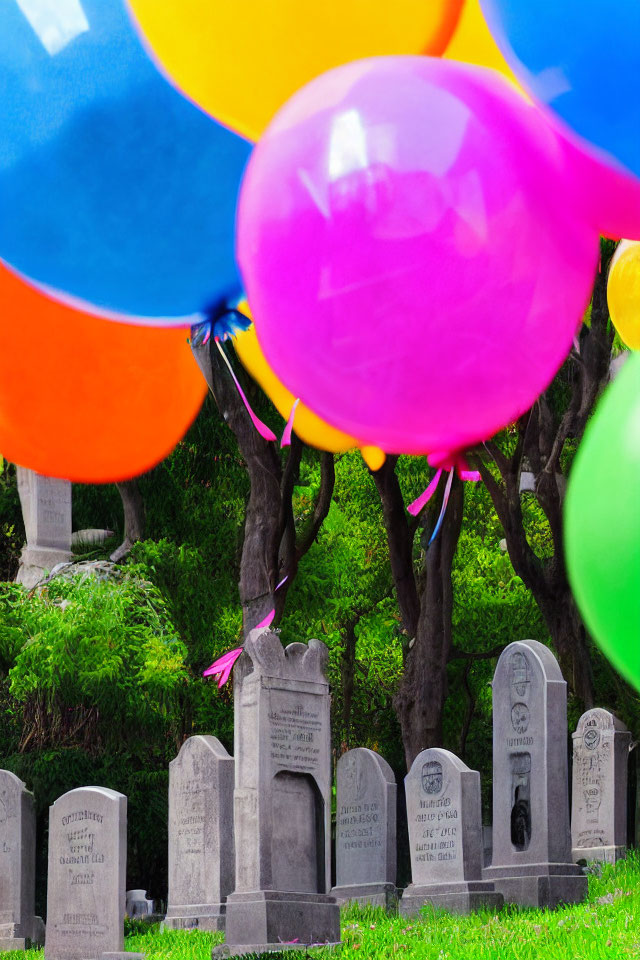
left=110, top=479, right=145, bottom=562
left=341, top=616, right=359, bottom=752
left=396, top=475, right=465, bottom=767
left=191, top=336, right=334, bottom=634
left=373, top=458, right=466, bottom=769
left=475, top=246, right=617, bottom=710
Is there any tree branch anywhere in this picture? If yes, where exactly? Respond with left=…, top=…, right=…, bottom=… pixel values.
left=295, top=451, right=335, bottom=562
left=449, top=644, right=508, bottom=661
left=371, top=457, right=420, bottom=638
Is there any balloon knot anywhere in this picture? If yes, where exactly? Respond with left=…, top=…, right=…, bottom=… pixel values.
left=192, top=296, right=251, bottom=347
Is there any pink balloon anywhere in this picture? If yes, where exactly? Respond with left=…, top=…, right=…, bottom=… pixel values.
left=237, top=57, right=600, bottom=457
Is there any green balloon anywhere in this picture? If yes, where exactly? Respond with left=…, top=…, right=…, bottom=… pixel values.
left=565, top=351, right=640, bottom=689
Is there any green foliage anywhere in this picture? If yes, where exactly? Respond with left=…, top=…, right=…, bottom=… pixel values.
left=0, top=571, right=193, bottom=912
left=1, top=574, right=187, bottom=752
left=0, top=462, right=23, bottom=581
left=281, top=452, right=404, bottom=769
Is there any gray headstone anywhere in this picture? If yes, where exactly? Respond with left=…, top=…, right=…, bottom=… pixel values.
left=71, top=530, right=114, bottom=549
left=0, top=770, right=38, bottom=950
left=399, top=749, right=502, bottom=915
left=44, top=787, right=126, bottom=960
left=483, top=640, right=587, bottom=908
left=331, top=748, right=397, bottom=909
left=222, top=629, right=340, bottom=956
left=571, top=708, right=631, bottom=864
left=164, top=735, right=234, bottom=931
left=125, top=891, right=154, bottom=919
left=16, top=467, right=72, bottom=588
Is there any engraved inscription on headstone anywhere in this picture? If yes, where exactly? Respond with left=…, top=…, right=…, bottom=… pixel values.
left=0, top=770, right=38, bottom=950
left=16, top=467, right=72, bottom=588
left=399, top=749, right=502, bottom=915
left=164, top=735, right=234, bottom=931
left=483, top=640, right=587, bottom=908
left=571, top=709, right=631, bottom=864
left=221, top=630, right=340, bottom=954
left=44, top=787, right=126, bottom=960
left=331, top=748, right=397, bottom=909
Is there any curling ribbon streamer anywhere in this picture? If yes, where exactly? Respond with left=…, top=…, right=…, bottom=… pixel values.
left=281, top=398, right=300, bottom=448
left=215, top=337, right=277, bottom=441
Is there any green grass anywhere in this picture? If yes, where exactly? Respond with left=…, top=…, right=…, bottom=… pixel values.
left=7, top=853, right=640, bottom=960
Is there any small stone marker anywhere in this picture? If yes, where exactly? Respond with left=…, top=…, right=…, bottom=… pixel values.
left=45, top=786, right=126, bottom=960
left=483, top=640, right=587, bottom=908
left=399, top=748, right=502, bottom=915
left=331, top=748, right=397, bottom=909
left=571, top=708, right=631, bottom=864
left=220, top=629, right=339, bottom=957
left=125, top=890, right=154, bottom=919
left=0, top=770, right=39, bottom=950
left=16, top=467, right=72, bottom=588
left=164, top=735, right=234, bottom=931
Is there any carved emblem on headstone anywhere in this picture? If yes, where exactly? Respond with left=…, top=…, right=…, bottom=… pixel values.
left=422, top=761, right=443, bottom=795
left=583, top=727, right=600, bottom=751
left=509, top=652, right=530, bottom=699
left=343, top=756, right=366, bottom=801
left=510, top=703, right=530, bottom=734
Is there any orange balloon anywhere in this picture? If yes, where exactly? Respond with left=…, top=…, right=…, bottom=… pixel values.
left=0, top=265, right=206, bottom=482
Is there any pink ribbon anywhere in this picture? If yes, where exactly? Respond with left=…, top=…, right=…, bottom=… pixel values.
left=202, top=647, right=243, bottom=688
left=407, top=451, right=482, bottom=543
left=203, top=578, right=288, bottom=688
left=281, top=398, right=300, bottom=448
left=255, top=608, right=275, bottom=629
left=215, top=338, right=276, bottom=441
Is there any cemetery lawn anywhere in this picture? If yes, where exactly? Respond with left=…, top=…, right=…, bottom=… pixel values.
left=7, top=853, right=640, bottom=960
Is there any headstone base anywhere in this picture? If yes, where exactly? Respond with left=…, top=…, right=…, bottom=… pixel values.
left=573, top=845, right=626, bottom=865
left=102, top=952, right=145, bottom=960
left=213, top=942, right=341, bottom=958
left=0, top=938, right=27, bottom=951
left=0, top=916, right=43, bottom=947
left=223, top=891, right=340, bottom=951
left=483, top=864, right=587, bottom=908
left=331, top=882, right=398, bottom=910
left=33, top=917, right=45, bottom=945
left=163, top=906, right=226, bottom=932
left=399, top=881, right=503, bottom=916
left=16, top=545, right=72, bottom=588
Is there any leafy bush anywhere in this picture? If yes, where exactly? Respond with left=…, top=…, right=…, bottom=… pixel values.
left=1, top=573, right=188, bottom=753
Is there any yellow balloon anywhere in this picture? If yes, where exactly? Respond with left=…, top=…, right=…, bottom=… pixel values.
left=607, top=241, right=640, bottom=350
left=127, top=0, right=464, bottom=141
left=443, top=0, right=522, bottom=91
left=233, top=315, right=385, bottom=470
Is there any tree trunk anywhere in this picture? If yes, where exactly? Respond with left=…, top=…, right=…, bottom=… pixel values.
left=341, top=617, right=358, bottom=752
left=393, top=475, right=464, bottom=768
left=192, top=336, right=286, bottom=631
left=110, top=479, right=145, bottom=562
left=191, top=336, right=334, bottom=634
left=371, top=457, right=420, bottom=638
left=534, top=581, right=595, bottom=709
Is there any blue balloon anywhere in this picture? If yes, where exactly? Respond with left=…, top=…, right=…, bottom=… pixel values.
left=480, top=0, right=640, bottom=180
left=0, top=0, right=252, bottom=322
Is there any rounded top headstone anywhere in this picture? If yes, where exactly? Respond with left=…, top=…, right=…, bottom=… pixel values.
left=172, top=734, right=231, bottom=765
left=0, top=769, right=29, bottom=793
left=574, top=707, right=629, bottom=737
left=337, top=748, right=395, bottom=787
left=494, top=639, right=564, bottom=685
left=406, top=747, right=474, bottom=783
left=52, top=785, right=125, bottom=806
